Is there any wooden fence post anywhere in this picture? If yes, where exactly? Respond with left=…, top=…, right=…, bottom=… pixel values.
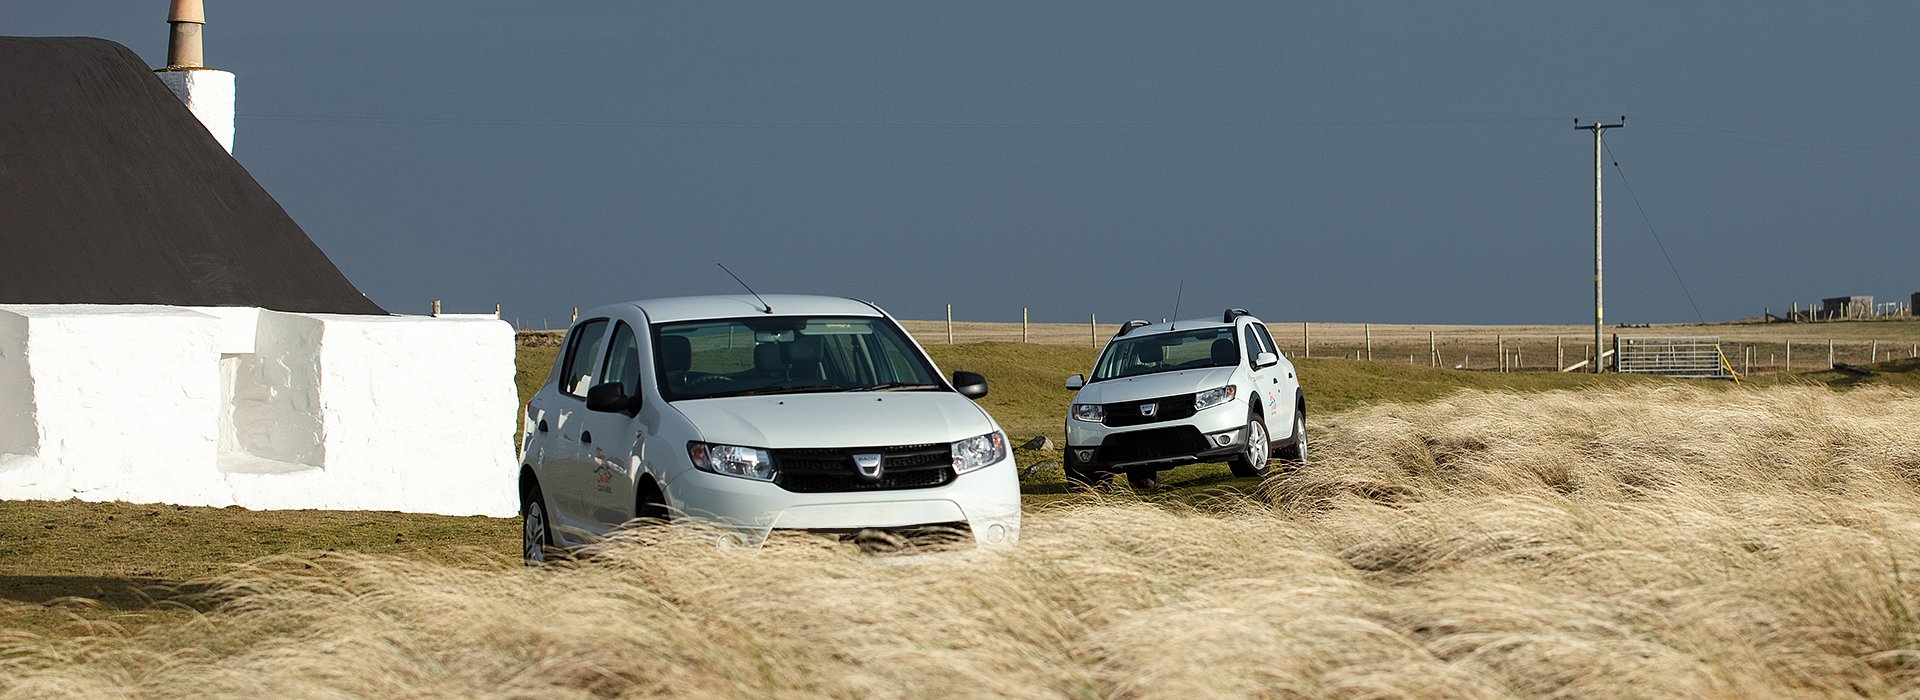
left=946, top=304, right=954, bottom=345
left=1364, top=324, right=1372, bottom=361
left=1090, top=313, right=1096, bottom=349
left=1871, top=339, right=1878, bottom=363
left=1784, top=340, right=1790, bottom=371
left=570, top=306, right=578, bottom=323
left=432, top=300, right=442, bottom=317
left=1430, top=331, right=1437, bottom=367
left=1022, top=307, right=1028, bottom=344
left=1556, top=336, right=1563, bottom=370
left=1497, top=334, right=1504, bottom=372
left=1828, top=339, right=1834, bottom=369
left=1303, top=322, right=1311, bottom=358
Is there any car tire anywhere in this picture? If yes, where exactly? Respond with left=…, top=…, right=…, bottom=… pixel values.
left=635, top=480, right=670, bottom=525
left=522, top=480, right=554, bottom=566
left=1126, top=468, right=1159, bottom=490
left=1276, top=408, right=1307, bottom=468
left=1063, top=448, right=1108, bottom=491
left=1227, top=409, right=1272, bottom=478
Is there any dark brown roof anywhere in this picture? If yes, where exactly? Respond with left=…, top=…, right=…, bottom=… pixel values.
left=0, top=36, right=386, bottom=315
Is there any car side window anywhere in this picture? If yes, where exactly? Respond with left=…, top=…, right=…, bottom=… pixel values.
left=1242, top=327, right=1264, bottom=364
left=558, top=319, right=610, bottom=399
left=601, top=322, right=643, bottom=397
left=1253, top=323, right=1280, bottom=357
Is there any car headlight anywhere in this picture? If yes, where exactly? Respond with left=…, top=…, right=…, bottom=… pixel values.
left=951, top=431, right=1007, bottom=474
left=687, top=442, right=776, bottom=481
left=1070, top=403, right=1106, bottom=423
left=1194, top=385, right=1237, bottom=411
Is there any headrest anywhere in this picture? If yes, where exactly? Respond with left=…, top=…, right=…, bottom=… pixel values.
left=659, top=335, right=692, bottom=372
left=1211, top=338, right=1237, bottom=365
left=1136, top=342, right=1163, bottom=363
left=784, top=334, right=824, bottom=364
left=753, top=342, right=782, bottom=370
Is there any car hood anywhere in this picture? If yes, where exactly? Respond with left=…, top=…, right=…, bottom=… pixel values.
left=1076, top=367, right=1237, bottom=404
left=671, top=391, right=996, bottom=448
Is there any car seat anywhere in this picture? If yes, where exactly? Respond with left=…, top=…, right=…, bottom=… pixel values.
left=659, top=335, right=693, bottom=392
left=1211, top=338, right=1237, bottom=366
left=782, top=334, right=827, bottom=381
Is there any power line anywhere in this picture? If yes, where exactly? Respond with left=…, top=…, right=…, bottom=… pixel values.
left=1602, top=140, right=1707, bottom=325
left=235, top=113, right=1562, bottom=131
left=1637, top=118, right=1920, bottom=160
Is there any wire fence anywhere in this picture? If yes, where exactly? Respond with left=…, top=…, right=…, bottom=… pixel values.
left=894, top=314, right=1920, bottom=375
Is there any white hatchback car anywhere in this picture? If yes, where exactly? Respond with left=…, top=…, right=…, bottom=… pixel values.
left=1062, top=309, right=1305, bottom=489
left=520, top=295, right=1020, bottom=562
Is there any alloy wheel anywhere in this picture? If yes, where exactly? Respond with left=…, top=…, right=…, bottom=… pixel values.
left=523, top=501, right=548, bottom=564
left=1246, top=419, right=1268, bottom=466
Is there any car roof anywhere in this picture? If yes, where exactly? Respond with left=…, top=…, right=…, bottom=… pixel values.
left=589, top=294, right=886, bottom=324
left=1117, top=315, right=1257, bottom=338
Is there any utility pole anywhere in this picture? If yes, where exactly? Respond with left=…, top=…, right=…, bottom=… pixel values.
left=1575, top=116, right=1625, bottom=373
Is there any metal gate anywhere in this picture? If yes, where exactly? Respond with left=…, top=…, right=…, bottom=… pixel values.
left=1615, top=336, right=1733, bottom=379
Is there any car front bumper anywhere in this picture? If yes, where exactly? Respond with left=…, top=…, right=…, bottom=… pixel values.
left=1065, top=398, right=1251, bottom=471
left=661, top=455, right=1021, bottom=547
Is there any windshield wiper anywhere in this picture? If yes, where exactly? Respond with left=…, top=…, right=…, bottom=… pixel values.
left=725, top=384, right=847, bottom=397
left=846, top=382, right=943, bottom=392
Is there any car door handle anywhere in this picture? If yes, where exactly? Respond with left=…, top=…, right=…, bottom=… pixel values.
left=581, top=431, right=592, bottom=444
left=1272, top=378, right=1279, bottom=384
left=537, top=420, right=549, bottom=433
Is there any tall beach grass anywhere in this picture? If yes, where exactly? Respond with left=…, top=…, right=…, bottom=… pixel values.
left=6, top=385, right=1920, bottom=698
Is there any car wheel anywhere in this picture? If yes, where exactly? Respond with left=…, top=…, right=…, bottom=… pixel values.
left=1228, top=410, right=1271, bottom=478
left=1126, top=468, right=1159, bottom=490
left=522, top=481, right=553, bottom=566
left=635, top=480, right=670, bottom=525
left=1063, top=448, right=1108, bottom=491
left=1276, top=408, right=1307, bottom=468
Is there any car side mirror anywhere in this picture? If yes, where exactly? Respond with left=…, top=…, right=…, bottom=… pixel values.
left=1065, top=374, right=1085, bottom=390
left=1254, top=352, right=1278, bottom=368
left=952, top=371, right=989, bottom=399
left=586, top=382, right=638, bottom=415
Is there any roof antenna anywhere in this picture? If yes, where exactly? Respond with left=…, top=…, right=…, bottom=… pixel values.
left=717, top=263, right=772, bottom=314
left=1169, top=280, right=1184, bottom=331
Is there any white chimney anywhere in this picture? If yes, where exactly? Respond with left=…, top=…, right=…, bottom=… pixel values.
left=154, top=0, right=235, bottom=154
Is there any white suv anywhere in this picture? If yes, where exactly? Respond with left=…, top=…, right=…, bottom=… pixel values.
left=519, top=294, right=1020, bottom=562
left=1062, top=309, right=1305, bottom=489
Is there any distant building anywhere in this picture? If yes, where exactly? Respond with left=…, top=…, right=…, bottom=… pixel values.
left=1911, top=292, right=1919, bottom=316
left=1822, top=296, right=1873, bottom=320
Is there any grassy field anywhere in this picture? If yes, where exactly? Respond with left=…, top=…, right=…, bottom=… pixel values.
left=8, top=384, right=1920, bottom=696
left=7, top=340, right=1920, bottom=694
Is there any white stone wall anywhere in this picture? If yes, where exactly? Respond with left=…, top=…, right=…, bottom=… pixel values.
left=156, top=68, right=235, bottom=154
left=0, top=304, right=517, bottom=516
left=0, top=310, right=40, bottom=468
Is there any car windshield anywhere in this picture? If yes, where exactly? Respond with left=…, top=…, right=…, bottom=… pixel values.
left=1090, top=327, right=1239, bottom=382
left=652, top=316, right=944, bottom=401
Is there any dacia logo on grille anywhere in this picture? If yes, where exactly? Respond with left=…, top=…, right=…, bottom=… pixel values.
left=1140, top=402, right=1158, bottom=417
left=852, top=453, right=884, bottom=480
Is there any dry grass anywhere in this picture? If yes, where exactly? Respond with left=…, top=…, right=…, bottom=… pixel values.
left=7, top=385, right=1920, bottom=698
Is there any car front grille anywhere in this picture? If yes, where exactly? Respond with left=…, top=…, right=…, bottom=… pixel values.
left=1101, top=392, right=1197, bottom=427
left=771, top=442, right=954, bottom=493
left=1096, top=426, right=1209, bottom=464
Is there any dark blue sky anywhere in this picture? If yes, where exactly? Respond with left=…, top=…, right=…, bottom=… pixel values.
left=12, top=2, right=1918, bottom=326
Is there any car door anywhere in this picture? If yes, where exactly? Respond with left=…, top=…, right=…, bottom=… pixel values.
left=1241, top=323, right=1280, bottom=426
left=578, top=319, right=650, bottom=529
left=546, top=318, right=611, bottom=534
left=1251, top=322, right=1297, bottom=436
